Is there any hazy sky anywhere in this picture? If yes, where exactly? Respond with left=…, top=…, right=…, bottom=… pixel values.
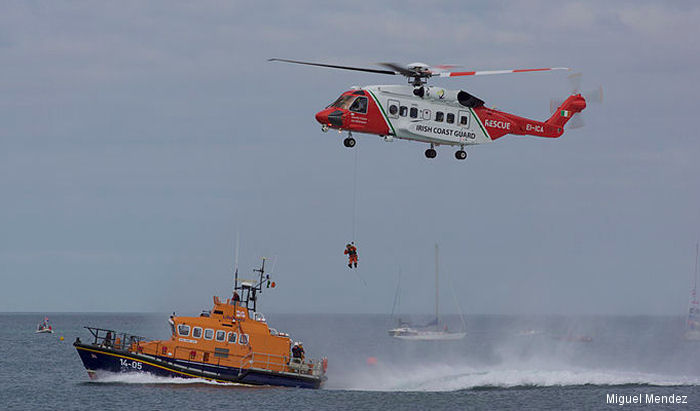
left=2, top=1, right=700, bottom=315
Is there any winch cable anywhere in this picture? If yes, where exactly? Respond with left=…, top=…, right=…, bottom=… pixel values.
left=350, top=147, right=366, bottom=286
left=351, top=144, right=358, bottom=242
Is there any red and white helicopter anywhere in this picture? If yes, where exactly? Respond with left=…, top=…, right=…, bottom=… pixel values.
left=270, top=58, right=588, bottom=160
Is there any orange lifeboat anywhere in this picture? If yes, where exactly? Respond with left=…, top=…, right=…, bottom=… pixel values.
left=73, top=258, right=327, bottom=388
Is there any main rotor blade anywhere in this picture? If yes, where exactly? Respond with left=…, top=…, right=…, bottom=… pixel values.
left=435, top=67, right=570, bottom=78
left=268, top=58, right=397, bottom=75
left=377, top=62, right=415, bottom=77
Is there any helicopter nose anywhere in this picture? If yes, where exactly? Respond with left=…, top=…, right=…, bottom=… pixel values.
left=315, top=109, right=344, bottom=128
left=315, top=110, right=328, bottom=124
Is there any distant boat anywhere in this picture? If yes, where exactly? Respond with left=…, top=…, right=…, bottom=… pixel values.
left=36, top=317, right=53, bottom=334
left=685, top=243, right=700, bottom=341
left=388, top=244, right=466, bottom=341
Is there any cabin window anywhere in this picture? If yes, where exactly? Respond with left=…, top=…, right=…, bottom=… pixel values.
left=409, top=107, right=418, bottom=118
left=177, top=324, right=190, bottom=337
left=216, top=330, right=226, bottom=342
left=192, top=327, right=202, bottom=338
left=239, top=334, right=249, bottom=345
left=387, top=99, right=399, bottom=119
left=446, top=113, right=455, bottom=124
left=227, top=332, right=237, bottom=343
left=435, top=112, right=444, bottom=122
left=422, top=109, right=431, bottom=120
left=460, top=115, right=469, bottom=126
left=349, top=96, right=368, bottom=114
left=204, top=329, right=214, bottom=340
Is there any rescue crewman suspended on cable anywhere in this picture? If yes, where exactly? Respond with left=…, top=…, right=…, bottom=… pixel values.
left=344, top=242, right=358, bottom=268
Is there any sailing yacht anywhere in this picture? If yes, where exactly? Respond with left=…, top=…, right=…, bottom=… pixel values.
left=388, top=244, right=466, bottom=340
left=685, top=243, right=700, bottom=341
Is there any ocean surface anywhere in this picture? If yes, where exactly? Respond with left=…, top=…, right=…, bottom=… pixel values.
left=2, top=313, right=700, bottom=410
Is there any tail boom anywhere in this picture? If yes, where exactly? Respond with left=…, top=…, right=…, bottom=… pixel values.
left=475, top=94, right=587, bottom=140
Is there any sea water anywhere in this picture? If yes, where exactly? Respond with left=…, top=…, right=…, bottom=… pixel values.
left=1, top=313, right=699, bottom=410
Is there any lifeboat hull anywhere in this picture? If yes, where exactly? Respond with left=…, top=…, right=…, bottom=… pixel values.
left=74, top=343, right=324, bottom=389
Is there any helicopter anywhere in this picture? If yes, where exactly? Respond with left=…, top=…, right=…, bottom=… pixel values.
left=269, top=58, right=588, bottom=160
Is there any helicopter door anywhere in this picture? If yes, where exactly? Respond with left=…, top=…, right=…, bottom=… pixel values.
left=387, top=99, right=400, bottom=119
left=458, top=110, right=470, bottom=128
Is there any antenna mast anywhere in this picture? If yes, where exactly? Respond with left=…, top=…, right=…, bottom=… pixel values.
left=234, top=232, right=240, bottom=290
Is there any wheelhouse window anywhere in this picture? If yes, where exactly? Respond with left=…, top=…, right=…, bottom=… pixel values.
left=349, top=96, right=368, bottom=114
left=239, top=334, right=249, bottom=345
left=388, top=104, right=398, bottom=116
left=399, top=106, right=408, bottom=117
left=409, top=107, right=418, bottom=118
left=192, top=327, right=202, bottom=338
left=435, top=112, right=444, bottom=122
left=227, top=332, right=237, bottom=343
left=216, top=330, right=226, bottom=342
left=204, top=329, right=214, bottom=340
left=177, top=324, right=190, bottom=337
left=446, top=113, right=455, bottom=124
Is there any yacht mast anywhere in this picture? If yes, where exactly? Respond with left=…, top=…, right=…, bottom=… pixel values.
left=435, top=243, right=439, bottom=325
left=694, top=242, right=698, bottom=295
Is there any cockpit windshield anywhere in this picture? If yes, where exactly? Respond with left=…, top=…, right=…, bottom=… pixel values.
left=328, top=95, right=356, bottom=109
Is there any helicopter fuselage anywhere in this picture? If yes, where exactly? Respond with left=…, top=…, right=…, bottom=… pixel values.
left=315, top=85, right=585, bottom=154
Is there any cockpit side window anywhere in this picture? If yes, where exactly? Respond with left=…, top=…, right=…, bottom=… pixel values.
left=349, top=96, right=368, bottom=114
left=328, top=95, right=355, bottom=109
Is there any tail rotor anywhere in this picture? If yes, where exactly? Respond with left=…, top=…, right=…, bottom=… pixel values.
left=550, top=73, right=602, bottom=129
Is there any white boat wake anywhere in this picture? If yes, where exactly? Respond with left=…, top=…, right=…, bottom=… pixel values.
left=330, top=364, right=700, bottom=392
left=89, top=372, right=247, bottom=387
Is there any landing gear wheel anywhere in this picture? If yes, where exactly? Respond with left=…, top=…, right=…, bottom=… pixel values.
left=455, top=150, right=467, bottom=160
left=343, top=137, right=356, bottom=148
left=425, top=148, right=437, bottom=158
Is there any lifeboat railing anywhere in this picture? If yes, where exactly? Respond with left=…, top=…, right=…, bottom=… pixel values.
left=82, top=327, right=146, bottom=352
